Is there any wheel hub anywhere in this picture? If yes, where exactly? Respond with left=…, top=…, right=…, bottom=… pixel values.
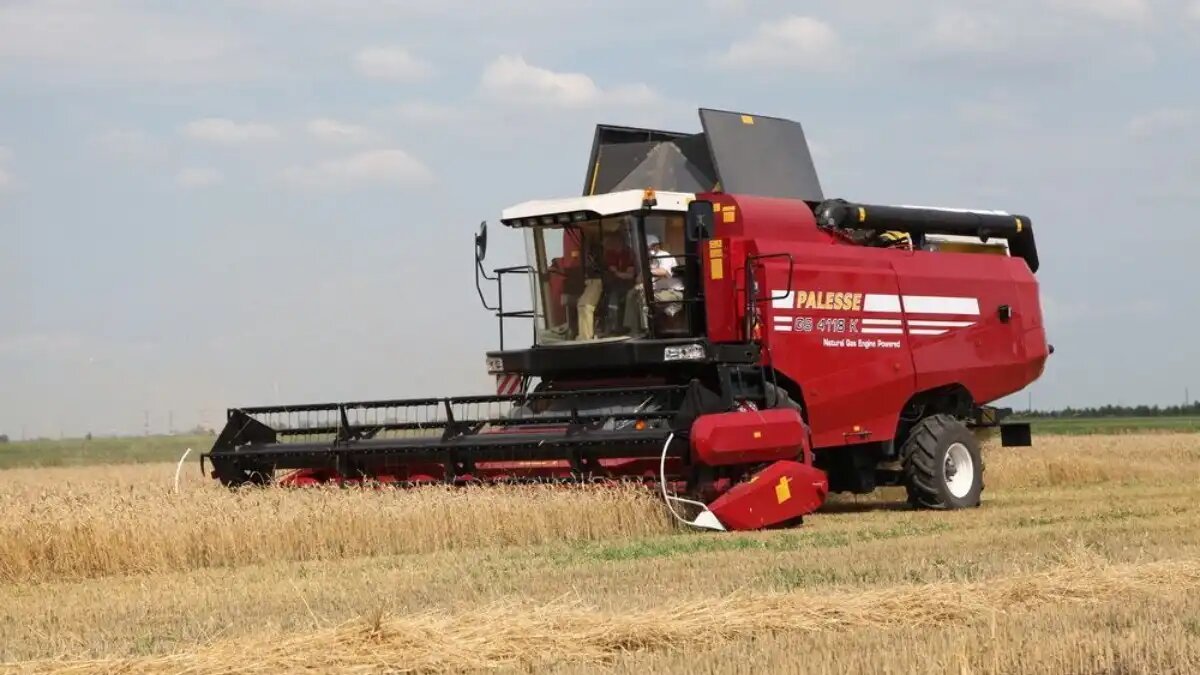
left=943, top=442, right=974, bottom=499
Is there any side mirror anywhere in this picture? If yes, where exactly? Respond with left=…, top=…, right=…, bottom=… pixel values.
left=475, top=221, right=488, bottom=262
left=686, top=200, right=714, bottom=242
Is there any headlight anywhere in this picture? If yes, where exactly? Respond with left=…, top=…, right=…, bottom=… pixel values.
left=486, top=357, right=505, bottom=374
left=663, top=344, right=706, bottom=362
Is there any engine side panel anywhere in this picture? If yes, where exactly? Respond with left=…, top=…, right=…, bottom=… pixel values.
left=760, top=242, right=917, bottom=449
left=890, top=251, right=1047, bottom=404
left=722, top=194, right=1047, bottom=452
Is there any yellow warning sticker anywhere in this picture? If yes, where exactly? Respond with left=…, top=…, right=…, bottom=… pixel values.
left=708, top=240, right=723, bottom=251
left=741, top=114, right=755, bottom=125
left=775, top=476, right=792, bottom=504
left=710, top=257, right=724, bottom=280
left=752, top=430, right=762, bottom=439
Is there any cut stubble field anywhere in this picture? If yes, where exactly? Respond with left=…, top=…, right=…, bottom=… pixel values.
left=1, top=433, right=1199, bottom=674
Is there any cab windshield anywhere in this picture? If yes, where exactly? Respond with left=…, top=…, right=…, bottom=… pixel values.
left=524, top=212, right=686, bottom=344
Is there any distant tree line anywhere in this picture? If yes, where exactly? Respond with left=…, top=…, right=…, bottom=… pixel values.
left=1018, top=402, right=1200, bottom=419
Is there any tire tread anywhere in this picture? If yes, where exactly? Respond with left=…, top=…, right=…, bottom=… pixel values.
left=901, top=413, right=984, bottom=509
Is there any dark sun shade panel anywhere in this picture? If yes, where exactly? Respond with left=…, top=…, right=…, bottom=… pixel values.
left=581, top=109, right=823, bottom=202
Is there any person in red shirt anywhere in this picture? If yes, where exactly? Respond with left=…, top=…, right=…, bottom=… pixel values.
left=602, top=233, right=637, bottom=333
left=577, top=231, right=635, bottom=339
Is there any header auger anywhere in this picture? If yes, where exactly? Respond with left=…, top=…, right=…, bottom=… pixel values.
left=205, top=108, right=1050, bottom=531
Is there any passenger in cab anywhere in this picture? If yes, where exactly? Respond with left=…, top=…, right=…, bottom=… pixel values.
left=623, top=234, right=684, bottom=335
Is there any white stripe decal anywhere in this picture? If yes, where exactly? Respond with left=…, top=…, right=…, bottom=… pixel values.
left=902, top=295, right=980, bottom=316
left=909, top=328, right=949, bottom=336
left=864, top=294, right=901, bottom=313
left=907, top=319, right=975, bottom=328
left=774, top=325, right=792, bottom=332
left=862, top=318, right=902, bottom=326
left=772, top=315, right=793, bottom=323
left=862, top=327, right=903, bottom=335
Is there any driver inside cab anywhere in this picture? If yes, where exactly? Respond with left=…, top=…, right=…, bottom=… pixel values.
left=622, top=234, right=684, bottom=335
left=576, top=231, right=636, bottom=340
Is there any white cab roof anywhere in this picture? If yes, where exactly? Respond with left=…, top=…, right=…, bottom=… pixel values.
left=501, top=189, right=694, bottom=225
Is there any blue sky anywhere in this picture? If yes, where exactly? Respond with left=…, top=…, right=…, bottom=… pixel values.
left=2, top=0, right=1198, bottom=437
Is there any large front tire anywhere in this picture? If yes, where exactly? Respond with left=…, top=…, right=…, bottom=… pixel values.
left=901, top=414, right=983, bottom=509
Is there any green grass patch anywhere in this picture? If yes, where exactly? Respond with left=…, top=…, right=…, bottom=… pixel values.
left=1023, top=416, right=1200, bottom=435
left=0, top=435, right=211, bottom=470
left=583, top=531, right=851, bottom=562
left=574, top=521, right=951, bottom=563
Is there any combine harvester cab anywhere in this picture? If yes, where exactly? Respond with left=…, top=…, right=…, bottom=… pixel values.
left=205, top=108, right=1049, bottom=532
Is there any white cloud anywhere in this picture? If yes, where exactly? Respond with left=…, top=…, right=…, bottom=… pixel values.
left=176, top=167, right=224, bottom=188
left=707, top=0, right=748, bottom=13
left=0, top=331, right=87, bottom=358
left=1128, top=108, right=1195, bottom=138
left=353, top=46, right=432, bottom=80
left=0, top=2, right=258, bottom=83
left=480, top=55, right=657, bottom=108
left=482, top=55, right=597, bottom=106
left=0, top=146, right=12, bottom=191
left=393, top=101, right=470, bottom=124
left=927, top=10, right=1002, bottom=55
left=1042, top=293, right=1165, bottom=326
left=306, top=118, right=373, bottom=145
left=717, top=16, right=841, bottom=70
left=92, top=129, right=168, bottom=165
left=1050, top=0, right=1150, bottom=23
left=281, top=149, right=433, bottom=190
left=956, top=94, right=1032, bottom=129
left=920, top=7, right=1157, bottom=76
left=183, top=118, right=280, bottom=144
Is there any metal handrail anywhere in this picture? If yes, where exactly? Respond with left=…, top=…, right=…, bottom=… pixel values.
left=495, top=265, right=534, bottom=349
left=743, top=252, right=795, bottom=341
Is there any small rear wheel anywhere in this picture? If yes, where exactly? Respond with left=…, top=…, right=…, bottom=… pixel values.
left=901, top=414, right=983, bottom=509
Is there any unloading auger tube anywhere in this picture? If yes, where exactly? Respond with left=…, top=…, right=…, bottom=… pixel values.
left=202, top=382, right=830, bottom=531
left=814, top=198, right=1039, bottom=272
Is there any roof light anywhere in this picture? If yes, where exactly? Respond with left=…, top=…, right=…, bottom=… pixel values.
left=642, top=188, right=658, bottom=209
left=572, top=212, right=588, bottom=222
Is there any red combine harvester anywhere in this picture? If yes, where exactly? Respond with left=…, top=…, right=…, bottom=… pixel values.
left=204, top=109, right=1050, bottom=531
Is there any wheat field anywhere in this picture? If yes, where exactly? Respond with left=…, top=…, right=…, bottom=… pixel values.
left=1, top=433, right=1198, bottom=673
